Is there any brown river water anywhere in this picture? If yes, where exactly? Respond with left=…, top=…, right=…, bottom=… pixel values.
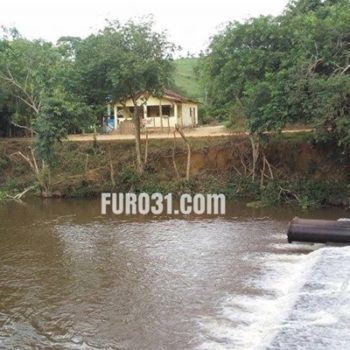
left=0, top=199, right=349, bottom=350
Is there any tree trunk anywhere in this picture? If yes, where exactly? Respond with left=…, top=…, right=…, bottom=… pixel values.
left=144, top=131, right=149, bottom=166
left=175, top=124, right=191, bottom=181
left=249, top=135, right=259, bottom=182
left=172, top=131, right=180, bottom=179
left=10, top=148, right=50, bottom=195
left=108, top=146, right=116, bottom=188
left=133, top=103, right=144, bottom=175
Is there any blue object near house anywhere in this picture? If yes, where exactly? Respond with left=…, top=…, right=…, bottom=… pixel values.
left=103, top=117, right=115, bottom=133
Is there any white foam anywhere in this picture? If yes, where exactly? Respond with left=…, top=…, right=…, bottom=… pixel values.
left=310, top=311, right=338, bottom=326
left=198, top=246, right=350, bottom=350
left=268, top=246, right=350, bottom=350
left=270, top=242, right=323, bottom=251
left=196, top=248, right=323, bottom=350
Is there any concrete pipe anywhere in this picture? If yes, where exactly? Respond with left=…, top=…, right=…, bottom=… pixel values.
left=287, top=217, right=350, bottom=244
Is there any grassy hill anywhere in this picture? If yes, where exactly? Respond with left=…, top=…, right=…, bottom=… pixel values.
left=172, top=58, right=203, bottom=102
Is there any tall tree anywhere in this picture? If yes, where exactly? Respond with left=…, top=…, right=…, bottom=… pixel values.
left=77, top=18, right=175, bottom=174
left=0, top=37, right=60, bottom=134
left=200, top=0, right=350, bottom=145
left=0, top=29, right=95, bottom=193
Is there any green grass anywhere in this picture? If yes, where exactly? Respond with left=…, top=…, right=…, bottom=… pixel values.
left=172, top=58, right=203, bottom=102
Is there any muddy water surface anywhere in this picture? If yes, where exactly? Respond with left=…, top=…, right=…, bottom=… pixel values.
left=0, top=199, right=348, bottom=349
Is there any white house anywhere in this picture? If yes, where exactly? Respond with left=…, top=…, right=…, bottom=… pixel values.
left=110, top=90, right=198, bottom=131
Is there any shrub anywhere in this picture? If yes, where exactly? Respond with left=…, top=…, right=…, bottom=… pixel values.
left=64, top=181, right=98, bottom=198
left=118, top=167, right=141, bottom=190
left=141, top=179, right=167, bottom=194
left=168, top=179, right=197, bottom=195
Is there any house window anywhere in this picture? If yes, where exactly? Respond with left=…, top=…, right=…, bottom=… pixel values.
left=162, top=105, right=171, bottom=116
left=127, top=107, right=134, bottom=117
left=123, top=106, right=144, bottom=118
left=146, top=105, right=174, bottom=117
left=147, top=106, right=159, bottom=117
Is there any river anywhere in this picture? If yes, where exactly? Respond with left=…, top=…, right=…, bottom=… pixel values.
left=0, top=199, right=349, bottom=349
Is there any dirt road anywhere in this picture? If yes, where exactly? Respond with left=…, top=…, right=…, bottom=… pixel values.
left=67, top=125, right=312, bottom=142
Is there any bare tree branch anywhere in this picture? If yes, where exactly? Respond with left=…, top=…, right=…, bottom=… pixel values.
left=175, top=124, right=191, bottom=181
left=172, top=130, right=180, bottom=179
left=0, top=67, right=39, bottom=113
left=10, top=120, right=34, bottom=133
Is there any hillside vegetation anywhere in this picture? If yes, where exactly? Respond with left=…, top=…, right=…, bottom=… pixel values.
left=172, top=58, right=203, bottom=102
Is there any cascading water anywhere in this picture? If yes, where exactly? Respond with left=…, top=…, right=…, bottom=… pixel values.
left=198, top=246, right=350, bottom=350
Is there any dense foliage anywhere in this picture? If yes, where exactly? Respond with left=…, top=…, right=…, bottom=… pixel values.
left=0, top=29, right=94, bottom=138
left=0, top=19, right=174, bottom=176
left=200, top=0, right=350, bottom=146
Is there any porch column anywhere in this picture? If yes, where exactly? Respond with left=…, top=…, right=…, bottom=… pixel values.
left=174, top=103, right=178, bottom=127
left=114, top=105, right=118, bottom=130
left=181, top=105, right=184, bottom=127
left=143, top=104, right=147, bottom=118
left=159, top=99, right=163, bottom=131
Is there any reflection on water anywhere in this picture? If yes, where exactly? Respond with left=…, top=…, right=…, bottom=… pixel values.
left=0, top=198, right=348, bottom=349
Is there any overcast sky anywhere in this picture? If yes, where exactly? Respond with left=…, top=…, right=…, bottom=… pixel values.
left=0, top=0, right=289, bottom=54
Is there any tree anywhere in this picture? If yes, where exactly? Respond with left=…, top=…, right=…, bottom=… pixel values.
left=199, top=0, right=350, bottom=145
left=286, top=0, right=324, bottom=14
left=0, top=36, right=61, bottom=134
left=111, top=19, right=175, bottom=174
left=73, top=31, right=123, bottom=116
left=0, top=29, right=95, bottom=193
left=198, top=15, right=284, bottom=125
left=81, top=18, right=175, bottom=174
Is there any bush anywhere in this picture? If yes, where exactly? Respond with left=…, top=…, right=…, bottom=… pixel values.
left=0, top=158, right=8, bottom=170
left=259, top=179, right=348, bottom=209
left=141, top=179, right=167, bottom=194
left=297, top=180, right=348, bottom=208
left=199, top=175, right=236, bottom=198
left=0, top=191, right=7, bottom=203
left=0, top=177, right=32, bottom=192
left=118, top=167, right=141, bottom=190
left=198, top=105, right=213, bottom=125
left=224, top=104, right=246, bottom=130
left=64, top=181, right=98, bottom=198
left=230, top=177, right=260, bottom=200
left=168, top=179, right=197, bottom=195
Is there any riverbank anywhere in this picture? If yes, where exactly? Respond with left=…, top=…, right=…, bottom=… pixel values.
left=0, top=132, right=349, bottom=208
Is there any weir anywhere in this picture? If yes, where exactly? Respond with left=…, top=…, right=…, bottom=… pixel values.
left=268, top=246, right=350, bottom=350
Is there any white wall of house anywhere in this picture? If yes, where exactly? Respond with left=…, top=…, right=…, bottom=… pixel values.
left=181, top=103, right=198, bottom=127
left=144, top=116, right=177, bottom=128
left=113, top=94, right=198, bottom=129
